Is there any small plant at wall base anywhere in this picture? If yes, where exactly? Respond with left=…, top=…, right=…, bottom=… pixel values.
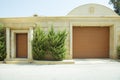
left=32, top=27, right=47, bottom=60
left=0, top=24, right=6, bottom=61
left=117, top=46, right=120, bottom=59
left=47, top=27, right=67, bottom=60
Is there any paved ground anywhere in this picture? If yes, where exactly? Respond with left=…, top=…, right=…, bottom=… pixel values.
left=0, top=59, right=120, bottom=80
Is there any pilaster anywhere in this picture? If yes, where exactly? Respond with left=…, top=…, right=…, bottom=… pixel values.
left=6, top=28, right=10, bottom=60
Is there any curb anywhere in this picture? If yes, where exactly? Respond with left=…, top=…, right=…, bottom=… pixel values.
left=33, top=60, right=74, bottom=65
left=4, top=60, right=74, bottom=64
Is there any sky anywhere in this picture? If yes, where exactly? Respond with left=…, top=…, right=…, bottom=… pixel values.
left=0, top=0, right=113, bottom=17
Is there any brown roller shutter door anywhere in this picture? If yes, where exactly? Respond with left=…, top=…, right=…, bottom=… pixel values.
left=73, top=27, right=109, bottom=58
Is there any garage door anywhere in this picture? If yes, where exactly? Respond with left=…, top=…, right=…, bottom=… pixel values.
left=73, top=27, right=109, bottom=58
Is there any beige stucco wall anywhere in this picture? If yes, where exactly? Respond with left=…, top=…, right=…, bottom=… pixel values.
left=67, top=3, right=118, bottom=16
left=0, top=3, right=120, bottom=60
left=0, top=16, right=120, bottom=59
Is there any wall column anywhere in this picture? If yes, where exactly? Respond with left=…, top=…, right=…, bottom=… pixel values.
left=6, top=27, right=10, bottom=60
left=70, top=23, right=73, bottom=59
left=28, top=27, right=33, bottom=62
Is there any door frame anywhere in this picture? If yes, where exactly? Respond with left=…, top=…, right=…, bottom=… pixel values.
left=11, top=30, right=29, bottom=59
left=70, top=22, right=117, bottom=59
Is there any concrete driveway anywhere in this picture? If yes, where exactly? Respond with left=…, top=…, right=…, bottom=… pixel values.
left=0, top=59, right=120, bottom=80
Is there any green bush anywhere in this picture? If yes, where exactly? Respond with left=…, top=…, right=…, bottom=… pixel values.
left=0, top=24, right=6, bottom=61
left=117, top=46, right=120, bottom=59
left=32, top=26, right=67, bottom=61
left=47, top=27, right=67, bottom=60
left=32, top=27, right=47, bottom=60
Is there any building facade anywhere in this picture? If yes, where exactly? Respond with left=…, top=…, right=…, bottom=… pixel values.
left=0, top=4, right=120, bottom=62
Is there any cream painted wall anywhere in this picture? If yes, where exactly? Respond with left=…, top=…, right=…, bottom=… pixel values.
left=1, top=17, right=120, bottom=59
